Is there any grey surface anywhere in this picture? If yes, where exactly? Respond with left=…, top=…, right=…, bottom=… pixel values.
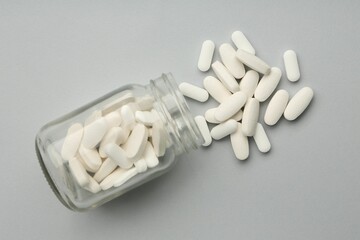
left=1, top=1, right=359, bottom=239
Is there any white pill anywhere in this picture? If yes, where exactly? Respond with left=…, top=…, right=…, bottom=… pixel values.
left=93, top=158, right=118, bottom=182
left=283, top=50, right=300, bottom=82
left=231, top=109, right=243, bottom=121
left=254, top=67, right=282, bottom=102
left=219, top=43, right=245, bottom=79
left=77, top=154, right=97, bottom=172
left=264, top=90, right=289, bottom=126
left=151, top=120, right=167, bottom=157
left=143, top=142, right=159, bottom=168
left=99, top=127, right=129, bottom=157
left=210, top=119, right=238, bottom=140
left=212, top=61, right=240, bottom=93
left=284, top=87, right=314, bottom=121
left=84, top=176, right=101, bottom=194
left=104, top=143, right=133, bottom=169
left=68, top=157, right=89, bottom=187
left=198, top=40, right=215, bottom=72
left=253, top=123, right=271, bottom=153
left=134, top=158, right=148, bottom=173
left=215, top=91, right=247, bottom=122
left=122, top=123, right=148, bottom=160
left=135, top=110, right=159, bottom=126
left=179, top=82, right=209, bottom=102
left=230, top=123, right=249, bottom=160
left=82, top=118, right=108, bottom=149
left=194, top=115, right=212, bottom=147
left=236, top=49, right=270, bottom=75
left=120, top=105, right=136, bottom=130
left=102, top=91, right=135, bottom=115
left=231, top=31, right=256, bottom=55
left=136, top=95, right=154, bottom=111
left=100, top=168, right=126, bottom=190
left=242, top=98, right=260, bottom=136
left=204, top=108, right=221, bottom=124
left=239, top=70, right=259, bottom=98
left=84, top=110, right=102, bottom=126
left=61, top=123, right=83, bottom=162
left=113, top=168, right=138, bottom=187
left=79, top=146, right=102, bottom=172
left=104, top=111, right=122, bottom=129
left=203, top=76, right=231, bottom=103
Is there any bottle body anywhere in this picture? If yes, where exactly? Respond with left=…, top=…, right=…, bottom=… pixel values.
left=36, top=73, right=203, bottom=211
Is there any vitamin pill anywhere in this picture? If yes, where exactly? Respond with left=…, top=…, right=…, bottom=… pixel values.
left=100, top=168, right=126, bottom=190
left=104, top=143, right=133, bottom=169
left=231, top=110, right=243, bottom=122
left=203, top=76, right=231, bottom=103
left=230, top=123, right=249, bottom=160
left=120, top=105, right=136, bottom=130
left=79, top=146, right=102, bottom=172
left=284, top=87, right=314, bottom=121
left=264, top=90, right=289, bottom=126
left=242, top=98, right=260, bottom=136
left=122, top=123, right=148, bottom=160
left=143, top=142, right=159, bottom=168
left=198, top=40, right=215, bottom=72
left=136, top=95, right=154, bottom=111
left=61, top=123, right=83, bottom=162
left=214, top=91, right=247, bottom=122
left=253, top=123, right=271, bottom=153
left=151, top=121, right=166, bottom=157
left=204, top=108, right=221, bottom=124
left=219, top=43, right=245, bottom=79
left=283, top=50, right=300, bottom=82
left=134, top=158, right=148, bottom=173
left=194, top=115, right=212, bottom=147
left=254, top=67, right=282, bottom=102
left=113, top=168, right=138, bottom=187
left=84, top=176, right=101, bottom=193
left=99, top=127, right=129, bottom=157
left=135, top=110, right=159, bottom=126
left=68, top=157, right=89, bottom=187
left=211, top=61, right=240, bottom=93
left=93, top=158, right=118, bottom=182
left=179, top=82, right=209, bottom=102
left=239, top=70, right=259, bottom=98
left=82, top=118, right=108, bottom=149
left=104, top=111, right=122, bottom=129
left=102, top=91, right=135, bottom=115
left=210, top=119, right=238, bottom=140
left=236, top=49, right=271, bottom=75
left=231, top=31, right=256, bottom=55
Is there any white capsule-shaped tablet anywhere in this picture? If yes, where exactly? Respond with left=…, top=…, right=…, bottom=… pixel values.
left=253, top=123, right=271, bottom=153
left=84, top=176, right=101, bottom=193
left=136, top=95, right=154, bottom=111
left=231, top=109, right=243, bottom=122
left=283, top=50, right=300, bottom=82
left=284, top=87, right=314, bottom=121
left=82, top=118, right=108, bottom=149
left=198, top=40, right=215, bottom=72
left=102, top=91, right=135, bottom=115
left=99, top=127, right=129, bottom=157
left=113, top=168, right=138, bottom=187
left=93, top=158, right=118, bottom=182
left=203, top=76, right=231, bottom=103
left=79, top=146, right=102, bottom=172
left=104, top=111, right=122, bottom=129
left=68, top=157, right=89, bottom=187
left=122, top=123, right=148, bottom=160
left=215, top=91, right=247, bottom=122
left=239, top=70, right=259, bottom=98
left=231, top=31, right=256, bottom=55
left=204, top=108, right=220, bottom=124
left=179, top=82, right=209, bottom=102
left=151, top=121, right=167, bottom=157
left=135, top=110, right=159, bottom=126
left=120, top=105, right=136, bottom=130
left=61, top=123, right=83, bottom=162
left=264, top=90, right=289, bottom=126
left=236, top=49, right=270, bottom=75
left=194, top=115, right=212, bottom=147
left=143, top=142, right=159, bottom=168
left=100, top=168, right=126, bottom=190
left=211, top=119, right=238, bottom=140
left=212, top=61, right=240, bottom=93
left=242, top=98, right=260, bottom=136
left=219, top=43, right=245, bottom=79
left=254, top=67, right=282, bottom=102
left=104, top=143, right=133, bottom=169
left=134, top=158, right=148, bottom=173
left=230, top=123, right=249, bottom=160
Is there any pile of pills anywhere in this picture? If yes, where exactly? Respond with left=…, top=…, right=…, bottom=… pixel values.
left=180, top=31, right=314, bottom=160
left=61, top=92, right=167, bottom=193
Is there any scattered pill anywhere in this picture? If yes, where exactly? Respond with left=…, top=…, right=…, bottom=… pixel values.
left=254, top=67, right=282, bottom=102
left=82, top=118, right=108, bottom=149
left=230, top=123, right=249, bottom=160
left=214, top=91, right=247, bottom=122
left=113, top=168, right=138, bottom=187
left=283, top=50, right=300, bottom=82
left=179, top=82, right=209, bottom=102
left=194, top=115, right=212, bottom=147
left=253, top=123, right=271, bottom=153
left=231, top=31, right=256, bottom=55
left=242, top=98, right=260, bottom=136
left=219, top=43, right=245, bottom=79
left=239, top=70, right=259, bottom=98
left=93, top=158, right=118, bottom=182
left=284, top=87, right=314, bottom=121
left=264, top=90, right=289, bottom=126
left=68, top=157, right=89, bottom=187
left=198, top=40, right=215, bottom=72
left=122, top=123, right=148, bottom=160
left=61, top=123, right=83, bottom=162
left=203, top=76, right=231, bottom=103
left=211, top=61, right=240, bottom=93
left=236, top=49, right=270, bottom=75
left=211, top=119, right=238, bottom=140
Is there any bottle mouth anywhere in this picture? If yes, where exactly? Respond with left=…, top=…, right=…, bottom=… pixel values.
left=149, top=73, right=204, bottom=155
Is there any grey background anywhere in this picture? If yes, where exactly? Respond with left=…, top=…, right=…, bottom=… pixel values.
left=1, top=1, right=359, bottom=239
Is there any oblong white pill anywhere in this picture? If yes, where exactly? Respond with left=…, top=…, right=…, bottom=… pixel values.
left=194, top=115, right=212, bottom=147
left=179, top=82, right=209, bottom=102
left=210, top=119, right=238, bottom=140
left=100, top=168, right=126, bottom=190
left=203, top=76, right=231, bottom=103
left=230, top=123, right=249, bottom=160
left=134, top=158, right=148, bottom=173
left=68, top=157, right=89, bottom=187
left=93, top=158, right=118, bottom=182
left=104, top=143, right=133, bottom=169
left=204, top=108, right=220, bottom=124
left=264, top=90, right=289, bottom=126
left=135, top=110, right=159, bottom=126
left=254, top=67, right=282, bottom=102
left=231, top=109, right=243, bottom=121
left=151, top=121, right=167, bottom=157
left=253, top=123, right=271, bottom=153
left=122, top=123, right=148, bottom=160
left=211, top=61, right=240, bottom=93
left=198, top=40, right=215, bottom=72
left=231, top=31, right=256, bottom=55
left=102, top=91, right=135, bottom=115
left=61, top=123, right=83, bottom=162
left=120, top=105, right=136, bottom=130
left=82, top=118, right=108, bottom=149
left=284, top=87, right=314, bottom=121
left=84, top=176, right=101, bottom=193
left=239, top=70, right=259, bottom=98
left=79, top=146, right=102, bottom=172
left=104, top=111, right=122, bottom=129
left=219, top=43, right=245, bottom=79
left=236, top=49, right=270, bottom=75
left=99, top=127, right=128, bottom=157
left=76, top=154, right=96, bottom=172
left=283, top=50, right=300, bottom=82
left=113, top=168, right=138, bottom=187
left=242, top=98, right=260, bottom=136
left=143, top=142, right=159, bottom=168
left=136, top=95, right=154, bottom=111
left=215, top=91, right=247, bottom=122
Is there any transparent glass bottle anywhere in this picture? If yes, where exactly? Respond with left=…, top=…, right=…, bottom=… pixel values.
left=36, top=73, right=204, bottom=211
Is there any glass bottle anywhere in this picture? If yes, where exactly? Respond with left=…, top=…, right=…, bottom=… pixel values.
left=35, top=73, right=204, bottom=211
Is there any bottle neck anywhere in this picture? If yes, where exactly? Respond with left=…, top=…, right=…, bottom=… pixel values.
left=148, top=73, right=204, bottom=155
